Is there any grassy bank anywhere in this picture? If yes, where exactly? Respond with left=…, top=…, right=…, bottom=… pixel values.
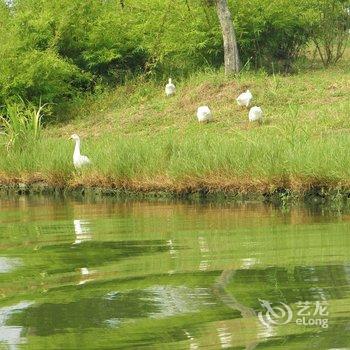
left=0, top=57, right=349, bottom=199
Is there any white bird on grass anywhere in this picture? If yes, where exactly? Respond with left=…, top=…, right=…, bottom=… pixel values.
left=69, top=134, right=91, bottom=169
left=165, top=78, right=176, bottom=97
left=197, top=106, right=212, bottom=123
left=236, top=89, right=253, bottom=107
left=248, top=106, right=263, bottom=122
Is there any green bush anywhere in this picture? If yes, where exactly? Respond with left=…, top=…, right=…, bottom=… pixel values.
left=231, top=0, right=313, bottom=70
left=0, top=0, right=221, bottom=107
left=0, top=0, right=348, bottom=118
left=306, top=0, right=350, bottom=66
left=0, top=0, right=92, bottom=107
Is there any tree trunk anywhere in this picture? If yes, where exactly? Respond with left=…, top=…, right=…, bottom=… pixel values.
left=215, top=0, right=241, bottom=74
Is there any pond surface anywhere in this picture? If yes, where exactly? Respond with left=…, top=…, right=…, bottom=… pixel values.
left=0, top=196, right=349, bottom=349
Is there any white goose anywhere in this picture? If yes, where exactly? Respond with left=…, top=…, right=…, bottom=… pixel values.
left=165, top=78, right=176, bottom=96
left=197, top=106, right=212, bottom=123
left=248, top=106, right=263, bottom=122
left=236, top=89, right=253, bottom=107
left=69, top=134, right=91, bottom=169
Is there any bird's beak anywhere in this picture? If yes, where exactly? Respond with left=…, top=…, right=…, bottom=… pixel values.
left=68, top=136, right=72, bottom=140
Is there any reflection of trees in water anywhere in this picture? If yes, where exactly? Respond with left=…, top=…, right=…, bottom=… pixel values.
left=294, top=265, right=350, bottom=301
left=7, top=285, right=215, bottom=336
left=8, top=290, right=155, bottom=336
left=41, top=239, right=170, bottom=274
left=3, top=263, right=350, bottom=349
left=0, top=302, right=32, bottom=350
left=227, top=264, right=350, bottom=307
left=1, top=197, right=350, bottom=349
left=3, top=195, right=337, bottom=230
left=211, top=263, right=350, bottom=349
left=213, top=269, right=259, bottom=350
left=214, top=270, right=256, bottom=318
left=144, top=285, right=214, bottom=319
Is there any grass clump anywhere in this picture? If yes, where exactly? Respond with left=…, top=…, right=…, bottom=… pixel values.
left=0, top=99, right=48, bottom=150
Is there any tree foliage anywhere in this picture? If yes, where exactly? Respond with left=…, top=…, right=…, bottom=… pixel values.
left=0, top=0, right=348, bottom=113
left=307, top=0, right=350, bottom=66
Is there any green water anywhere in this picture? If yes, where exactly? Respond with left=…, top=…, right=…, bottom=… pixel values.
left=0, top=196, right=349, bottom=350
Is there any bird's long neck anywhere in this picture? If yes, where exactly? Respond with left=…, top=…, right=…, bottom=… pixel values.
left=74, top=139, right=81, bottom=157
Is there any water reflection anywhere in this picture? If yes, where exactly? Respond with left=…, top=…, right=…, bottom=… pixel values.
left=78, top=267, right=95, bottom=285
left=198, top=236, right=210, bottom=272
left=217, top=323, right=233, bottom=349
left=9, top=286, right=216, bottom=336
left=240, top=258, right=258, bottom=270
left=184, top=330, right=199, bottom=350
left=0, top=198, right=349, bottom=349
left=73, top=219, right=92, bottom=245
left=166, top=239, right=177, bottom=259
left=0, top=257, right=21, bottom=273
left=0, top=302, right=32, bottom=350
left=145, top=286, right=215, bottom=319
left=10, top=291, right=155, bottom=336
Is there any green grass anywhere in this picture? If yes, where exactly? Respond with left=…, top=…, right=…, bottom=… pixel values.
left=0, top=56, right=349, bottom=195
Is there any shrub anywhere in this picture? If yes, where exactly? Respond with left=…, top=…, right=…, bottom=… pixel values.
left=0, top=0, right=348, bottom=118
left=231, top=0, right=313, bottom=71
left=0, top=49, right=90, bottom=105
left=307, top=0, right=350, bottom=66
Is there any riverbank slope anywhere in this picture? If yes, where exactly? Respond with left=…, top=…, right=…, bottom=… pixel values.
left=0, top=58, right=349, bottom=200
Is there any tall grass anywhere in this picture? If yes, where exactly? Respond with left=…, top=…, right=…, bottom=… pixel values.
left=1, top=119, right=350, bottom=191
left=0, top=60, right=349, bottom=194
left=0, top=99, right=47, bottom=150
